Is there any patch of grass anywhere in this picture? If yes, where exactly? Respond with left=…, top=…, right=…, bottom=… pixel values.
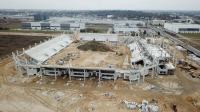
left=77, top=41, right=113, bottom=52
left=0, top=35, right=48, bottom=57
left=180, top=33, right=200, bottom=39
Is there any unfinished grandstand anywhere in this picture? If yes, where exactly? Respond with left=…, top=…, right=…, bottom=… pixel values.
left=12, top=33, right=176, bottom=82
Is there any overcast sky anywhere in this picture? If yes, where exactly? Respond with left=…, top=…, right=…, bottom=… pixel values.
left=0, top=0, right=200, bottom=10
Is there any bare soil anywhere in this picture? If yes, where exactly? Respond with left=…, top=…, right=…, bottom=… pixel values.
left=0, top=54, right=200, bottom=112
left=0, top=35, right=199, bottom=112
left=0, top=35, right=49, bottom=58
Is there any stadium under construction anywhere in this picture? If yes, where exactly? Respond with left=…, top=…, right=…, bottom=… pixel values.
left=12, top=33, right=176, bottom=83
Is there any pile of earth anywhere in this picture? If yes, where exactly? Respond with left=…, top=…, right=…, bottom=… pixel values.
left=77, top=41, right=113, bottom=52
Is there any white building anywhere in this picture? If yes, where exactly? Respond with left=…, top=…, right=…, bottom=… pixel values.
left=114, top=27, right=139, bottom=36
left=31, top=22, right=41, bottom=30
left=151, top=20, right=166, bottom=26
left=164, top=23, right=200, bottom=33
left=79, top=33, right=118, bottom=44
left=50, top=23, right=61, bottom=31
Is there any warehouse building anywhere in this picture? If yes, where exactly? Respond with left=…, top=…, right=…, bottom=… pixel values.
left=60, top=23, right=70, bottom=30
left=151, top=20, right=166, bottom=26
left=79, top=33, right=118, bottom=45
left=41, top=22, right=50, bottom=30
left=164, top=23, right=200, bottom=33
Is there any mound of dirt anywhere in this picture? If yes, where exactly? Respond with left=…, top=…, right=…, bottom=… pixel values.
left=77, top=41, right=113, bottom=52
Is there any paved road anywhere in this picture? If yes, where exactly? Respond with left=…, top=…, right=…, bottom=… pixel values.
left=149, top=25, right=200, bottom=57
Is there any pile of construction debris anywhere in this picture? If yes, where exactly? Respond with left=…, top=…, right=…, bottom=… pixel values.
left=178, top=60, right=200, bottom=79
left=121, top=99, right=159, bottom=112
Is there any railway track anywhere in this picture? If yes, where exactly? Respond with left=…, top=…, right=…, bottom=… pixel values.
left=150, top=26, right=200, bottom=57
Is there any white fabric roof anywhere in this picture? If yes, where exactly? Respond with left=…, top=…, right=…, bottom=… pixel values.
left=80, top=33, right=118, bottom=42
left=25, top=35, right=72, bottom=64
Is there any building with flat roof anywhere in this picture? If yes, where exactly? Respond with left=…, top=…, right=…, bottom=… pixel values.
left=164, top=23, right=200, bottom=33
left=151, top=20, right=166, bottom=26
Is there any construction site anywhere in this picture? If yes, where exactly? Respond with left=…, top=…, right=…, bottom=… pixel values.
left=0, top=31, right=200, bottom=112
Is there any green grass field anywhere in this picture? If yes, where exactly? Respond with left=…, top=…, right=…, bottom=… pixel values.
left=180, top=33, right=200, bottom=39
left=179, top=33, right=200, bottom=50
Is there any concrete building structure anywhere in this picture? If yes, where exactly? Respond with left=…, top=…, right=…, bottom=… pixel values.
left=31, top=22, right=41, bottom=30
left=164, top=23, right=200, bottom=33
left=79, top=33, right=118, bottom=43
left=151, top=20, right=166, bottom=26
left=12, top=33, right=175, bottom=83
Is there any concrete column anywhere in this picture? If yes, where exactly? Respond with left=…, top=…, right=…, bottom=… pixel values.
left=69, top=69, right=71, bottom=81
left=84, top=69, right=86, bottom=83
left=173, top=50, right=176, bottom=65
left=16, top=50, right=19, bottom=56
left=98, top=70, right=101, bottom=82
left=54, top=68, right=57, bottom=81
left=25, top=59, right=29, bottom=78
left=113, top=71, right=116, bottom=82
left=40, top=67, right=43, bottom=80
left=22, top=48, right=25, bottom=54
left=152, top=67, right=154, bottom=78
left=138, top=73, right=140, bottom=84
left=143, top=73, right=145, bottom=83
left=155, top=66, right=158, bottom=77
left=12, top=52, right=17, bottom=70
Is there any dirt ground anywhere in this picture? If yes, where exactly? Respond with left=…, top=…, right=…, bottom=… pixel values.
left=47, top=42, right=129, bottom=69
left=0, top=54, right=200, bottom=112
left=0, top=35, right=200, bottom=112
left=0, top=34, right=49, bottom=58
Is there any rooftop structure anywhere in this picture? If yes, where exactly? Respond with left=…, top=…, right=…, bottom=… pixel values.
left=164, top=23, right=200, bottom=33
left=79, top=33, right=118, bottom=42
left=151, top=20, right=166, bottom=26
left=25, top=35, right=72, bottom=64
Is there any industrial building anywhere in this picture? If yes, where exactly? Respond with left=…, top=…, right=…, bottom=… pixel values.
left=164, top=23, right=200, bottom=33
left=12, top=33, right=176, bottom=83
left=151, top=20, right=166, bottom=26
left=33, top=13, right=49, bottom=21
left=113, top=21, right=141, bottom=36
left=21, top=22, right=81, bottom=31
left=21, top=19, right=144, bottom=35
left=79, top=33, right=118, bottom=43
